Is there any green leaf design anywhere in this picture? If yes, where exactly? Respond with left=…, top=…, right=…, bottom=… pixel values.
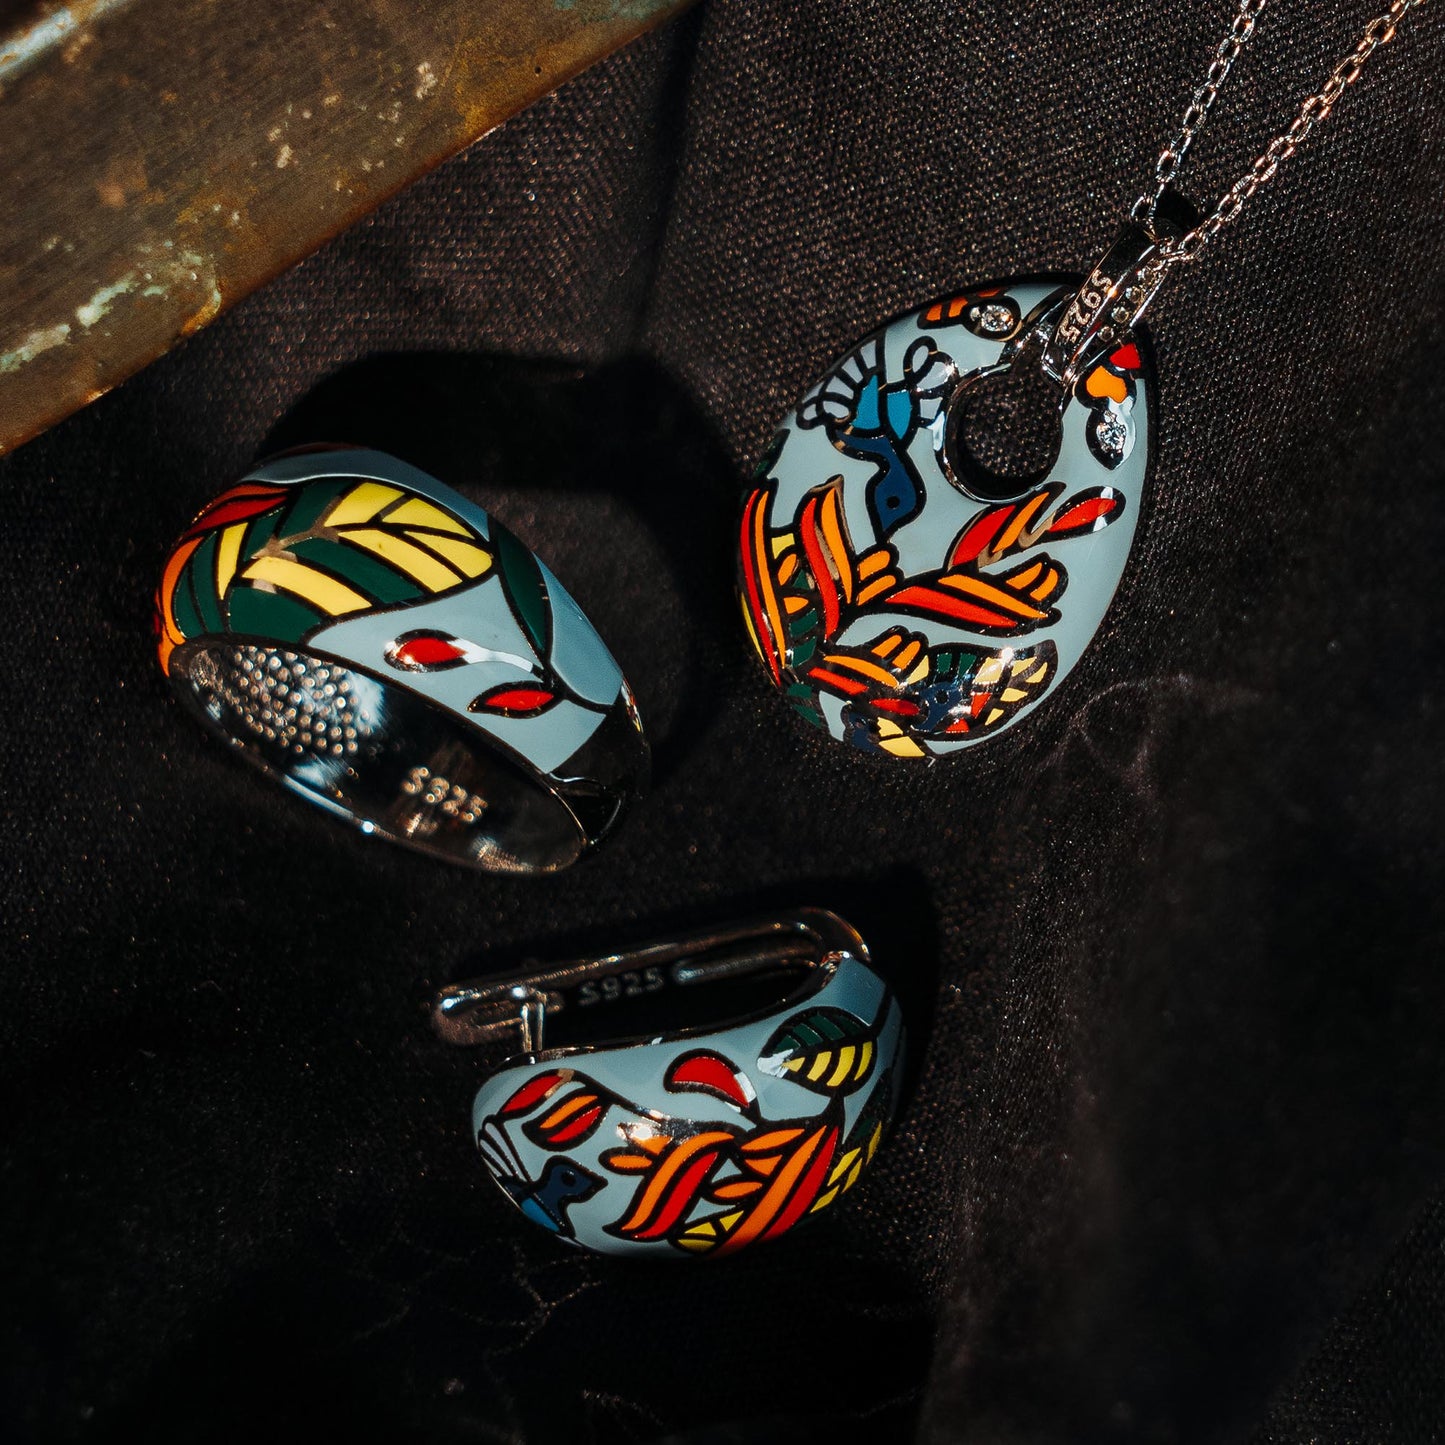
left=491, top=521, right=552, bottom=656
left=758, top=1006, right=879, bottom=1096
left=167, top=476, right=496, bottom=653
left=226, top=588, right=323, bottom=643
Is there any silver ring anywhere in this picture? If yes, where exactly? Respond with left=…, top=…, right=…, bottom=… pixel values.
left=157, top=447, right=648, bottom=873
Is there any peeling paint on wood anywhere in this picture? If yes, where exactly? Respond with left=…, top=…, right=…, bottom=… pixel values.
left=0, top=0, right=694, bottom=454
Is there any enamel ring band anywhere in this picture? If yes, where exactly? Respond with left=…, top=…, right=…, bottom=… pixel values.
left=433, top=909, right=905, bottom=1257
left=156, top=447, right=648, bottom=873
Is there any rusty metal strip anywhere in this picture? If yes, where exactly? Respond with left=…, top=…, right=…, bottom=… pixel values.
left=0, top=0, right=694, bottom=454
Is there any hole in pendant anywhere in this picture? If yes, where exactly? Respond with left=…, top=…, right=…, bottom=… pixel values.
left=943, top=360, right=1065, bottom=502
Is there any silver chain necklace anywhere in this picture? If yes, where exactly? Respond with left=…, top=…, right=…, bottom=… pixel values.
left=737, top=1, right=1434, bottom=762
left=1142, top=0, right=1423, bottom=259
left=1047, top=0, right=1429, bottom=391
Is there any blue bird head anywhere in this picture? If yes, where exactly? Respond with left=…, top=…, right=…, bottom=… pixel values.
left=511, top=1158, right=603, bottom=1237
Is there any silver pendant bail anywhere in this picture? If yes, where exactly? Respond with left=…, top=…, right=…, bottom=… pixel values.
left=1039, top=221, right=1175, bottom=392
left=1041, top=188, right=1201, bottom=391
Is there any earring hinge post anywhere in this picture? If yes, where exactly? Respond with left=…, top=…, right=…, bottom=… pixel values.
left=431, top=909, right=866, bottom=1053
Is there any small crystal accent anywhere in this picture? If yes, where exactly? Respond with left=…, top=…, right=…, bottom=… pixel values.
left=1094, top=410, right=1130, bottom=460
left=973, top=302, right=1015, bottom=336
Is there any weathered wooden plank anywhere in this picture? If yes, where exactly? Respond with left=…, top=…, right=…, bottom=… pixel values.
left=0, top=0, right=692, bottom=453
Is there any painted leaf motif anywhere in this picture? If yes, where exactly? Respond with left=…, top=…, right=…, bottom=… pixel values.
left=521, top=1084, right=611, bottom=1150
left=599, top=1124, right=673, bottom=1174
left=737, top=484, right=787, bottom=685
left=678, top=1119, right=841, bottom=1257
left=602, top=1129, right=736, bottom=1243
left=499, top=1070, right=568, bottom=1117
left=947, top=485, right=1063, bottom=567
left=385, top=630, right=469, bottom=671
left=795, top=479, right=856, bottom=641
left=1046, top=487, right=1124, bottom=539
left=664, top=1050, right=757, bottom=1115
left=491, top=521, right=552, bottom=656
left=809, top=1057, right=900, bottom=1216
left=808, top=1121, right=884, bottom=1218
left=182, top=483, right=293, bottom=538
left=877, top=558, right=1062, bottom=634
left=759, top=1006, right=878, bottom=1096
left=156, top=475, right=495, bottom=670
left=468, top=684, right=558, bottom=718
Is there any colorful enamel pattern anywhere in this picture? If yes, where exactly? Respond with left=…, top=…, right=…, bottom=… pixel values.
left=433, top=911, right=905, bottom=1257
left=738, top=280, right=1152, bottom=759
left=157, top=447, right=647, bottom=872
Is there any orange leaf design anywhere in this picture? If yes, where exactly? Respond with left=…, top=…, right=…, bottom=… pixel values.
left=522, top=1087, right=610, bottom=1149
left=605, top=1129, right=737, bottom=1243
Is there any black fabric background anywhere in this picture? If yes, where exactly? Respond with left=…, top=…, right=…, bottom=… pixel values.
left=3, top=2, right=1444, bottom=1440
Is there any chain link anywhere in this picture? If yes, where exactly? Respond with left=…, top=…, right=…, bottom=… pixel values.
left=1133, top=0, right=1271, bottom=220
left=1137, top=0, right=1431, bottom=263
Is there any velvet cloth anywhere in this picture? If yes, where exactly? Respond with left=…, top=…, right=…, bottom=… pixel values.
left=3, top=2, right=1444, bottom=1440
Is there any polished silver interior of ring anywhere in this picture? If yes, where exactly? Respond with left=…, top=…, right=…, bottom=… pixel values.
left=432, top=910, right=868, bottom=1060
left=172, top=641, right=607, bottom=873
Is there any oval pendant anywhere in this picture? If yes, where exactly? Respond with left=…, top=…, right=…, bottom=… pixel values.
left=737, top=279, right=1153, bottom=760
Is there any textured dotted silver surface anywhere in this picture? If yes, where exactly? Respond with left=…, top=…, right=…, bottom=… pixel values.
left=195, top=646, right=369, bottom=760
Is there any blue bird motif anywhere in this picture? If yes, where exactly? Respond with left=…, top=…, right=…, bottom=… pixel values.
left=477, top=1120, right=603, bottom=1239
left=796, top=335, right=956, bottom=540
